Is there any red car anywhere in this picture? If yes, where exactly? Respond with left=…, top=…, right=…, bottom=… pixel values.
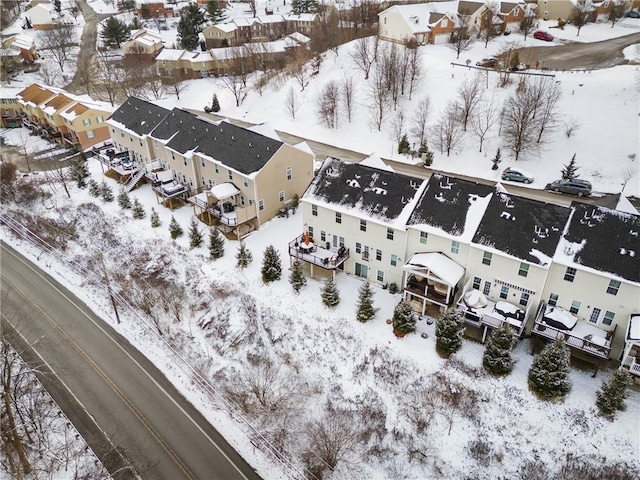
left=533, top=30, right=554, bottom=41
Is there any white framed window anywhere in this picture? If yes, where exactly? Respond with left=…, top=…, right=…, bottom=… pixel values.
left=606, top=279, right=621, bottom=296
left=387, top=228, right=394, bottom=240
left=228, top=169, right=233, bottom=180
left=376, top=249, right=382, bottom=261
left=570, top=300, right=581, bottom=315
left=390, top=254, right=398, bottom=267
left=500, top=285, right=509, bottom=299
left=201, top=158, right=205, bottom=167
left=258, top=199, right=264, bottom=211
left=519, top=292, right=529, bottom=307
left=482, top=252, right=492, bottom=266
left=96, top=115, right=104, bottom=123
left=548, top=293, right=559, bottom=306
left=86, top=130, right=95, bottom=138
left=320, top=231, right=326, bottom=242
left=603, top=311, right=615, bottom=326
left=335, top=212, right=341, bottom=224
left=483, top=281, right=491, bottom=296
left=83, top=118, right=91, bottom=126
left=286, top=166, right=292, bottom=180
left=312, top=205, right=318, bottom=216
left=451, top=240, right=460, bottom=254
left=377, top=270, right=384, bottom=282
left=360, top=220, right=367, bottom=232
left=472, top=277, right=481, bottom=290
left=518, top=263, right=529, bottom=277
left=355, top=242, right=361, bottom=254
left=214, top=164, right=219, bottom=173
left=589, top=307, right=601, bottom=324
left=564, top=267, right=577, bottom=282
left=279, top=191, right=285, bottom=202
left=243, top=177, right=249, bottom=187
left=420, top=231, right=428, bottom=244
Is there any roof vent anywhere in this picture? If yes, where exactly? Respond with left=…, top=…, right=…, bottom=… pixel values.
left=249, top=142, right=252, bottom=147
left=232, top=135, right=235, bottom=140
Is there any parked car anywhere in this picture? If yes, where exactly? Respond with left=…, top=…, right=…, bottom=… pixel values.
left=476, top=57, right=499, bottom=68
left=626, top=10, right=640, bottom=18
left=545, top=178, right=592, bottom=197
left=501, top=167, right=534, bottom=184
left=533, top=31, right=554, bottom=41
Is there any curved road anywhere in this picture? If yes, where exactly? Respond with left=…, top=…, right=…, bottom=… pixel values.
left=0, top=241, right=262, bottom=480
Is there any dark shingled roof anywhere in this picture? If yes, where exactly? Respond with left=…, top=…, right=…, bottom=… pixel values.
left=307, top=157, right=423, bottom=223
left=150, top=108, right=283, bottom=175
left=562, top=203, right=640, bottom=284
left=472, top=193, right=571, bottom=266
left=107, top=96, right=170, bottom=136
left=408, top=174, right=494, bottom=237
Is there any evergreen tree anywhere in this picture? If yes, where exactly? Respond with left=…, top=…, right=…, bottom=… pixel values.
left=291, top=0, right=319, bottom=14
left=398, top=134, right=410, bottom=154
left=169, top=216, right=183, bottom=239
left=211, top=93, right=220, bottom=113
left=290, top=193, right=300, bottom=213
left=88, top=179, right=101, bottom=197
left=392, top=301, right=416, bottom=335
left=208, top=227, right=225, bottom=259
left=435, top=309, right=465, bottom=356
left=131, top=198, right=146, bottom=219
left=189, top=217, right=204, bottom=248
left=595, top=369, right=631, bottom=419
left=491, top=148, right=502, bottom=170
left=53, top=0, right=61, bottom=13
left=150, top=207, right=161, bottom=227
left=289, top=259, right=307, bottom=293
left=236, top=241, right=253, bottom=268
left=483, top=323, right=515, bottom=375
left=100, top=181, right=114, bottom=202
left=118, top=188, right=132, bottom=209
left=420, top=142, right=434, bottom=167
left=70, top=156, right=89, bottom=189
left=528, top=339, right=571, bottom=400
left=356, top=281, right=377, bottom=323
left=178, top=3, right=206, bottom=50
left=261, top=245, right=282, bottom=283
left=561, top=154, right=580, bottom=180
left=320, top=276, right=340, bottom=308
left=101, top=17, right=130, bottom=48
left=206, top=0, right=227, bottom=24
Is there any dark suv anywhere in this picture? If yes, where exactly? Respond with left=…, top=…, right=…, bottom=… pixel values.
left=545, top=178, right=592, bottom=197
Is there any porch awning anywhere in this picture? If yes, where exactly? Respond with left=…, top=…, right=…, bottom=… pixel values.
left=402, top=252, right=465, bottom=287
left=210, top=182, right=240, bottom=202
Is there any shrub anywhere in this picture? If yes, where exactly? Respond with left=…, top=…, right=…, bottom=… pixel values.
left=435, top=309, right=465, bottom=356
left=528, top=339, right=571, bottom=400
left=392, top=301, right=416, bottom=335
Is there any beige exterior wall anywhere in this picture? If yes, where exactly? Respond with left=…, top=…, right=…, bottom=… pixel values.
left=379, top=9, right=413, bottom=43
left=406, top=228, right=470, bottom=269
left=540, top=263, right=639, bottom=358
left=536, top=0, right=574, bottom=19
left=107, top=123, right=157, bottom=163
left=70, top=110, right=110, bottom=150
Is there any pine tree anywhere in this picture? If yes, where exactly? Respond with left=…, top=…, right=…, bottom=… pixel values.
left=169, top=216, right=183, bottom=239
left=419, top=141, right=434, bottom=167
left=392, top=301, right=416, bottom=335
left=483, top=323, right=515, bottom=375
left=88, top=179, right=101, bottom=197
left=206, top=0, right=227, bottom=24
left=289, top=259, right=306, bottom=293
left=398, top=134, right=410, bottom=154
left=53, top=0, right=61, bottom=13
left=189, top=217, right=203, bottom=248
left=211, top=93, right=220, bottom=113
left=178, top=3, right=206, bottom=50
left=118, top=188, right=132, bottom=209
left=208, top=227, right=225, bottom=259
left=320, top=276, right=340, bottom=308
left=595, top=369, right=631, bottom=419
left=261, top=245, right=282, bottom=283
left=71, top=156, right=89, bottom=189
left=100, top=181, right=114, bottom=202
left=435, top=309, right=465, bottom=356
left=491, top=148, right=502, bottom=170
left=132, top=198, right=146, bottom=219
left=150, top=207, right=161, bottom=227
left=356, top=281, right=377, bottom=323
left=561, top=154, right=580, bottom=180
left=528, top=339, right=571, bottom=400
left=100, top=17, right=130, bottom=48
left=236, top=241, right=253, bottom=268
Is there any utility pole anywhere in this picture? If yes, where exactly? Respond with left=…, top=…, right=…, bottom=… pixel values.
left=99, top=252, right=121, bottom=324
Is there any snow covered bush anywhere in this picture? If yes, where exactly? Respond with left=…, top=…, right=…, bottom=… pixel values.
left=392, top=301, right=416, bottom=335
left=482, top=323, right=515, bottom=375
left=88, top=179, right=100, bottom=197
left=150, top=207, right=161, bottom=227
left=236, top=241, right=252, bottom=268
left=100, top=181, right=113, bottom=202
left=117, top=187, right=131, bottom=209
left=188, top=217, right=203, bottom=248
left=261, top=245, right=282, bottom=283
left=289, top=259, right=306, bottom=293
left=208, top=227, right=224, bottom=259
left=320, top=276, right=340, bottom=308
left=595, top=368, right=631, bottom=419
left=435, top=308, right=465, bottom=356
left=528, top=339, right=571, bottom=400
left=131, top=198, right=145, bottom=219
left=169, top=215, right=183, bottom=239
left=355, top=281, right=377, bottom=322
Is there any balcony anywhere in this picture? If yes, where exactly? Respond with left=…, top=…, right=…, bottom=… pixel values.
left=287, top=234, right=349, bottom=271
left=532, top=303, right=614, bottom=360
left=622, top=314, right=640, bottom=377
left=187, top=183, right=257, bottom=228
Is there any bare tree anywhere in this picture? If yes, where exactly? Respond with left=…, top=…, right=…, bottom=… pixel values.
left=569, top=1, right=593, bottom=37
left=519, top=7, right=536, bottom=40
left=290, top=47, right=312, bottom=91
left=456, top=74, right=484, bottom=131
left=527, top=76, right=561, bottom=143
left=285, top=87, right=298, bottom=119
left=15, top=129, right=37, bottom=172
left=431, top=102, right=464, bottom=157
left=349, top=36, right=378, bottom=80
left=38, top=59, right=62, bottom=86
left=221, top=74, right=248, bottom=107
left=342, top=76, right=355, bottom=123
left=74, top=56, right=96, bottom=96
left=479, top=2, right=500, bottom=48
left=316, top=80, right=340, bottom=128
left=368, top=64, right=390, bottom=131
left=410, top=96, right=431, bottom=145
left=470, top=99, right=499, bottom=152
left=391, top=111, right=406, bottom=146
left=39, top=25, right=76, bottom=72
left=448, top=15, right=474, bottom=59
left=608, top=0, right=627, bottom=27
left=563, top=118, right=581, bottom=138
left=620, top=167, right=636, bottom=192
left=141, top=76, right=166, bottom=101
left=96, top=49, right=122, bottom=106
left=41, top=161, right=72, bottom=198
left=407, top=44, right=423, bottom=100
left=501, top=84, right=540, bottom=160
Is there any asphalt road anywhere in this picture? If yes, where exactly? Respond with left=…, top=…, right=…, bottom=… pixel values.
left=0, top=241, right=262, bottom=480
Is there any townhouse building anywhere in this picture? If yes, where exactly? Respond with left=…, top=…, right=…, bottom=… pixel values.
left=122, top=28, right=164, bottom=62
left=0, top=87, right=23, bottom=128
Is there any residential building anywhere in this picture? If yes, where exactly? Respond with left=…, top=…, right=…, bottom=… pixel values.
left=0, top=87, right=23, bottom=128
left=135, top=1, right=178, bottom=18
left=622, top=314, right=640, bottom=381
left=122, top=28, right=164, bottom=62
left=2, top=33, right=39, bottom=63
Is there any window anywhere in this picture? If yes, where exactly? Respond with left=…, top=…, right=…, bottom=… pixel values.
left=201, top=158, right=205, bottom=167
left=377, top=270, right=384, bottom=282
left=339, top=236, right=345, bottom=247
left=362, top=246, right=370, bottom=260
left=312, top=205, right=318, bottom=216
left=589, top=308, right=601, bottom=324
left=258, top=199, right=264, bottom=211
left=278, top=191, right=285, bottom=202
left=564, top=267, right=576, bottom=282
left=249, top=199, right=253, bottom=206
left=201, top=175, right=206, bottom=185
left=518, top=263, right=529, bottom=277
left=228, top=170, right=233, bottom=180
left=482, top=252, right=492, bottom=266
left=320, top=231, right=326, bottom=242
left=355, top=263, right=368, bottom=278
left=441, top=18, right=448, bottom=27
left=519, top=292, right=529, bottom=307
left=214, top=164, right=219, bottom=173
left=472, top=277, right=481, bottom=290
left=83, top=118, right=91, bottom=126
left=96, top=115, right=104, bottom=123
left=335, top=212, right=341, bottom=224
left=387, top=228, right=394, bottom=240
left=420, top=231, right=428, bottom=244
left=183, top=157, right=187, bottom=166
left=376, top=249, right=382, bottom=261
left=390, top=254, right=398, bottom=266
left=286, top=166, right=292, bottom=180
left=483, top=281, right=491, bottom=295
left=355, top=242, right=361, bottom=254
left=243, top=177, right=249, bottom=187
left=451, top=240, right=460, bottom=254
left=603, top=311, right=615, bottom=326
left=308, top=226, right=314, bottom=238
left=548, top=293, right=559, bottom=306
left=606, top=279, right=621, bottom=296
left=360, top=220, right=367, bottom=232
left=86, top=130, right=95, bottom=139
left=499, top=285, right=509, bottom=299
left=569, top=300, right=581, bottom=315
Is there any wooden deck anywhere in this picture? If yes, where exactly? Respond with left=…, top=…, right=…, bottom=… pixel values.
left=288, top=234, right=349, bottom=270
left=531, top=318, right=612, bottom=360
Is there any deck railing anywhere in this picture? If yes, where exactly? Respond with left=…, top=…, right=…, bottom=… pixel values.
left=531, top=318, right=612, bottom=359
left=287, top=234, right=349, bottom=270
left=622, top=355, right=640, bottom=376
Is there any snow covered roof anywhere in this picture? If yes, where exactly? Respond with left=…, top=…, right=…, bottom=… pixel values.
left=107, top=96, right=170, bottom=136
left=285, top=13, right=318, bottom=22
left=305, top=157, right=425, bottom=227
left=246, top=122, right=281, bottom=141
left=359, top=154, right=395, bottom=172
left=155, top=48, right=185, bottom=61
left=629, top=314, right=640, bottom=341
left=408, top=174, right=493, bottom=241
left=287, top=32, right=310, bottom=44
left=403, top=252, right=465, bottom=287
left=187, top=51, right=213, bottom=63
left=555, top=203, right=640, bottom=285
left=472, top=192, right=571, bottom=266
left=8, top=33, right=36, bottom=50
left=379, top=2, right=459, bottom=32
left=210, top=182, right=240, bottom=201
left=213, top=23, right=237, bottom=33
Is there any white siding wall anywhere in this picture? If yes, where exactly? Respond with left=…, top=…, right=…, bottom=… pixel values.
left=378, top=10, right=412, bottom=43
